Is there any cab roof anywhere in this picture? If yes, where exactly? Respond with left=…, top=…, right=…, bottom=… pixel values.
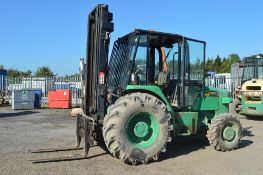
left=117, top=29, right=205, bottom=44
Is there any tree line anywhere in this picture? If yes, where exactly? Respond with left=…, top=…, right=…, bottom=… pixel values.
left=0, top=66, right=55, bottom=77
left=0, top=65, right=80, bottom=78
left=0, top=53, right=247, bottom=77
left=205, top=54, right=241, bottom=73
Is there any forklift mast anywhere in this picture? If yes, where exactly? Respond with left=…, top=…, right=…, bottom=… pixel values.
left=83, top=4, right=114, bottom=121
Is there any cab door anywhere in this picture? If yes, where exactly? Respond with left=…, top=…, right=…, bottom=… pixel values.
left=181, top=38, right=206, bottom=108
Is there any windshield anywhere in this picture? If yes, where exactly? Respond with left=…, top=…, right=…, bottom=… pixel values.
left=131, top=33, right=181, bottom=85
left=133, top=35, right=147, bottom=84
left=242, top=57, right=263, bottom=82
left=259, top=58, right=263, bottom=78
left=185, top=39, right=205, bottom=81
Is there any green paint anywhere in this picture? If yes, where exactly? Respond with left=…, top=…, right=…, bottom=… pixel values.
left=193, top=86, right=230, bottom=114
left=193, top=96, right=219, bottom=111
left=222, top=97, right=233, bottom=104
left=216, top=88, right=230, bottom=116
left=221, top=122, right=239, bottom=145
left=174, top=112, right=198, bottom=135
left=241, top=96, right=263, bottom=116
left=126, top=112, right=159, bottom=149
left=223, top=126, right=236, bottom=141
left=198, top=111, right=214, bottom=124
left=126, top=85, right=173, bottom=112
left=134, top=122, right=149, bottom=138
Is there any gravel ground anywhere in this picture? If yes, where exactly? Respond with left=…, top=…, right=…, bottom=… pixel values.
left=0, top=107, right=262, bottom=175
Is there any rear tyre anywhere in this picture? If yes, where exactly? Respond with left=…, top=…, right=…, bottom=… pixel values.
left=103, top=93, right=172, bottom=165
left=207, top=113, right=242, bottom=151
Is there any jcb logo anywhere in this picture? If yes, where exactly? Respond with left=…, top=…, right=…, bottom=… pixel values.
left=204, top=91, right=218, bottom=97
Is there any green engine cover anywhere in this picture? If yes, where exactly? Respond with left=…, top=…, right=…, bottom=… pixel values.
left=193, top=87, right=231, bottom=115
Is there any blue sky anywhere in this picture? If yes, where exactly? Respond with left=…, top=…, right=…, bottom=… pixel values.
left=0, top=0, right=262, bottom=75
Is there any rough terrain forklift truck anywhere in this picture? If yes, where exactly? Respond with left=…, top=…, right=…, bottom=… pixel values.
left=230, top=54, right=263, bottom=117
left=30, top=4, right=242, bottom=165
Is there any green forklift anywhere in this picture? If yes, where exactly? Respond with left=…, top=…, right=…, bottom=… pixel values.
left=231, top=54, right=263, bottom=117
left=31, top=4, right=242, bottom=165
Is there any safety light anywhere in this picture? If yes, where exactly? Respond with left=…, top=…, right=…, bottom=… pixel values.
left=99, top=71, right=105, bottom=84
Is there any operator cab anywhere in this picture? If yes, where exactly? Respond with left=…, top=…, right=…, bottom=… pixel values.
left=242, top=54, right=263, bottom=83
left=108, top=29, right=206, bottom=108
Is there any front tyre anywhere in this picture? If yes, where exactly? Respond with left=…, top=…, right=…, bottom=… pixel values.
left=103, top=93, right=172, bottom=165
left=207, top=113, right=242, bottom=151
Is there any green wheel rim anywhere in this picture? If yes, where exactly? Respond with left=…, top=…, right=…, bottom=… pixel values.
left=126, top=112, right=159, bottom=149
left=221, top=122, right=239, bottom=144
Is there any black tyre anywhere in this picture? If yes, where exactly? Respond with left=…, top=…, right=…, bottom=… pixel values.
left=207, top=113, right=242, bottom=151
left=103, top=93, right=172, bottom=165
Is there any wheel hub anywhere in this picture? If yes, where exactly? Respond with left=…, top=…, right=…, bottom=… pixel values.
left=134, top=121, right=149, bottom=138
left=223, top=126, right=236, bottom=141
left=126, top=112, right=159, bottom=149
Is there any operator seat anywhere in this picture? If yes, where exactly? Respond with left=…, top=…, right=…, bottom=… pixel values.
left=157, top=72, right=170, bottom=96
left=157, top=71, right=170, bottom=86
